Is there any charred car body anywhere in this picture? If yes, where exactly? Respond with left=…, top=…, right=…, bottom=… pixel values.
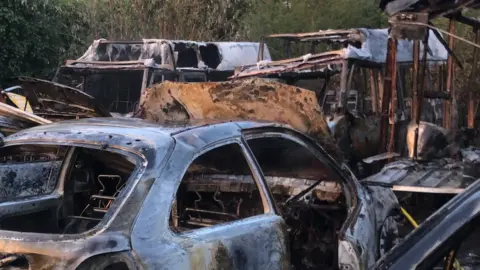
left=53, top=39, right=271, bottom=115
left=0, top=118, right=398, bottom=269
left=0, top=76, right=110, bottom=136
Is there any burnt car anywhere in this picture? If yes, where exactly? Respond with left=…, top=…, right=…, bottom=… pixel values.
left=0, top=118, right=398, bottom=269
left=375, top=177, right=480, bottom=270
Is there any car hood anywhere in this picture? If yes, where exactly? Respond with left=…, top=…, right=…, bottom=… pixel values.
left=8, top=76, right=111, bottom=120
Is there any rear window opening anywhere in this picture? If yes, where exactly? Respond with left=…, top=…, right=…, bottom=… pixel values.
left=0, top=145, right=137, bottom=234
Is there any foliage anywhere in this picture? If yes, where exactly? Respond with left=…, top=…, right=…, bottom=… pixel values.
left=435, top=11, right=480, bottom=98
left=242, top=0, right=387, bottom=40
left=2, top=0, right=480, bottom=102
left=0, top=0, right=89, bottom=83
left=83, top=0, right=248, bottom=41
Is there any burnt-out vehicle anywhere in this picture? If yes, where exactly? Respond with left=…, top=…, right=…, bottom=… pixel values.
left=0, top=118, right=398, bottom=269
left=230, top=28, right=450, bottom=177
left=53, top=39, right=270, bottom=115
left=375, top=178, right=480, bottom=270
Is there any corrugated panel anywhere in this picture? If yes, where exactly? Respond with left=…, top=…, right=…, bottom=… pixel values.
left=363, top=157, right=479, bottom=194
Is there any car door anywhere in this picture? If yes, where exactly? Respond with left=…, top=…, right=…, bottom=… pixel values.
left=132, top=138, right=289, bottom=270
left=240, top=126, right=374, bottom=269
left=375, top=178, right=480, bottom=270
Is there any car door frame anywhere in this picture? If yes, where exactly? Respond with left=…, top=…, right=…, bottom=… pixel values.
left=131, top=133, right=289, bottom=269
left=241, top=127, right=361, bottom=233
left=240, top=126, right=385, bottom=269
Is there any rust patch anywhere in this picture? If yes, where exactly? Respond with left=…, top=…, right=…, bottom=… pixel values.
left=189, top=242, right=233, bottom=270
left=139, top=78, right=341, bottom=158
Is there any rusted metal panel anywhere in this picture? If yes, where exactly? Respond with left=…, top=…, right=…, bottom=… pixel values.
left=139, top=78, right=333, bottom=146
left=380, top=37, right=397, bottom=153
left=233, top=51, right=345, bottom=79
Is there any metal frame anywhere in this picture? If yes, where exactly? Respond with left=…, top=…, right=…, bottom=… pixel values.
left=382, top=8, right=480, bottom=159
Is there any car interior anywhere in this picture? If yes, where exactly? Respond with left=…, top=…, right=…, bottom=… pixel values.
left=169, top=136, right=348, bottom=270
left=0, top=144, right=136, bottom=235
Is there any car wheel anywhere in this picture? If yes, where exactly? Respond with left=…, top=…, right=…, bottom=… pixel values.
left=378, top=215, right=399, bottom=257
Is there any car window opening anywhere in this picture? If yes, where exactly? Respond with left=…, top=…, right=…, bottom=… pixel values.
left=0, top=145, right=137, bottom=234
left=84, top=71, right=144, bottom=114
left=246, top=136, right=348, bottom=270
left=169, top=143, right=265, bottom=233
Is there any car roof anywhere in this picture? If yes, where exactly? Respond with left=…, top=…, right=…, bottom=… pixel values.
left=3, top=117, right=288, bottom=152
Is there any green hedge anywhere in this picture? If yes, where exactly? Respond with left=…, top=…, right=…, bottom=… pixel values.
left=0, top=0, right=88, bottom=83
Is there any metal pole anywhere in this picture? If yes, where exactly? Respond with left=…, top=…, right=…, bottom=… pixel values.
left=413, top=31, right=430, bottom=160
left=377, top=70, right=384, bottom=112
left=418, top=31, right=429, bottom=124
left=381, top=36, right=397, bottom=152
left=337, top=60, right=349, bottom=110
left=397, top=67, right=406, bottom=117
left=444, top=19, right=455, bottom=129
left=468, top=28, right=479, bottom=129
left=139, top=67, right=150, bottom=108
left=360, top=68, right=367, bottom=112
left=388, top=54, right=398, bottom=154
left=411, top=40, right=420, bottom=121
left=258, top=37, right=265, bottom=62
left=369, top=70, right=379, bottom=113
